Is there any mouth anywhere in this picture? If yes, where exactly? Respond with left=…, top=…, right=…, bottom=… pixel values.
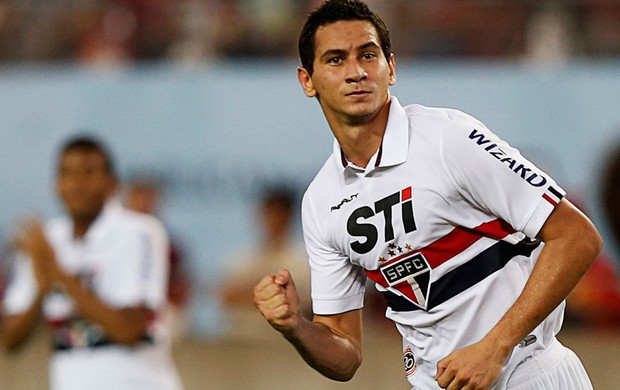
left=346, top=90, right=371, bottom=97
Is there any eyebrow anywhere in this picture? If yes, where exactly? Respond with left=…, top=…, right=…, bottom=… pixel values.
left=319, top=41, right=382, bottom=62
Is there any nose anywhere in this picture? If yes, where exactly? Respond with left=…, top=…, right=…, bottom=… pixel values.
left=345, top=59, right=368, bottom=83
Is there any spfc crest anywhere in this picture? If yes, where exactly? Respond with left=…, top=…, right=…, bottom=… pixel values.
left=380, top=252, right=431, bottom=309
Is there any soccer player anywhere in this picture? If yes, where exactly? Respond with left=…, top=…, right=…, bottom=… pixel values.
left=1, top=136, right=183, bottom=390
left=253, top=1, right=602, bottom=389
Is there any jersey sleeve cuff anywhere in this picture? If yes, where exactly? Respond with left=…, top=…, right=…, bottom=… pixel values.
left=522, top=188, right=565, bottom=238
left=312, top=291, right=365, bottom=316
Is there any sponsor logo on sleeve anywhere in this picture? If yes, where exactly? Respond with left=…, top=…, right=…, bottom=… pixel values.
left=468, top=129, right=547, bottom=187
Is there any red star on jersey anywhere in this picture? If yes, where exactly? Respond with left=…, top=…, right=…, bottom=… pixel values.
left=388, top=243, right=396, bottom=249
left=388, top=250, right=396, bottom=257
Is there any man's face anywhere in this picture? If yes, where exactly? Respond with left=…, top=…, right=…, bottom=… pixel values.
left=56, top=149, right=115, bottom=220
left=298, top=20, right=395, bottom=125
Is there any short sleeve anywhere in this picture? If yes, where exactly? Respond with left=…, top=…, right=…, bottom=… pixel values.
left=302, top=192, right=366, bottom=315
left=104, top=215, right=170, bottom=310
left=139, top=218, right=170, bottom=309
left=135, top=217, right=169, bottom=309
left=440, top=117, right=565, bottom=238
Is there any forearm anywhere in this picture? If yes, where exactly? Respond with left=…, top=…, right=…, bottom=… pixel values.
left=485, top=208, right=602, bottom=352
left=284, top=315, right=362, bottom=382
left=254, top=271, right=363, bottom=381
left=1, top=291, right=46, bottom=350
left=57, top=273, right=150, bottom=345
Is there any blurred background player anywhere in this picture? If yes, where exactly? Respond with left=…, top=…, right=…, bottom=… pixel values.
left=1, top=135, right=184, bottom=390
left=220, top=185, right=310, bottom=341
left=124, top=177, right=192, bottom=342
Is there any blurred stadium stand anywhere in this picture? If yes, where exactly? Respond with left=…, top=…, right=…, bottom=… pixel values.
left=0, top=0, right=619, bottom=64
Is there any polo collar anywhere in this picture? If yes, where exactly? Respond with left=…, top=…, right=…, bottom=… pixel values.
left=71, top=198, right=120, bottom=243
left=332, top=96, right=409, bottom=172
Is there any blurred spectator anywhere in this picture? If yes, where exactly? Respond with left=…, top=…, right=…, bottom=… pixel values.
left=582, top=3, right=620, bottom=57
left=219, top=185, right=310, bottom=341
left=1, top=135, right=183, bottom=390
left=525, top=5, right=576, bottom=65
left=564, top=195, right=620, bottom=329
left=165, top=0, right=217, bottom=65
left=124, top=177, right=192, bottom=342
left=75, top=5, right=136, bottom=65
left=1, top=1, right=620, bottom=63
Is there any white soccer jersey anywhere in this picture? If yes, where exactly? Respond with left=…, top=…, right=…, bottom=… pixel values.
left=2, top=200, right=183, bottom=390
left=302, top=96, right=566, bottom=389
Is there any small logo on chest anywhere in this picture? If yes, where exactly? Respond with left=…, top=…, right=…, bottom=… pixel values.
left=331, top=193, right=359, bottom=211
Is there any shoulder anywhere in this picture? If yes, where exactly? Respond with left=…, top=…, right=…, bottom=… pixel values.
left=108, top=205, right=168, bottom=241
left=404, top=104, right=497, bottom=153
left=405, top=103, right=484, bottom=130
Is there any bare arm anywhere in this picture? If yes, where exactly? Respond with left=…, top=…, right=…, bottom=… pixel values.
left=10, top=220, right=152, bottom=346
left=1, top=290, right=46, bottom=350
left=286, top=311, right=363, bottom=381
left=436, top=199, right=603, bottom=389
left=1, top=222, right=54, bottom=350
left=54, top=270, right=153, bottom=345
left=254, top=269, right=363, bottom=381
left=486, top=198, right=602, bottom=351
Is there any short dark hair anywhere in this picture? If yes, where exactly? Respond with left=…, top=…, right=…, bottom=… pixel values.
left=58, top=135, right=116, bottom=177
left=261, top=186, right=297, bottom=214
left=299, top=0, right=391, bottom=75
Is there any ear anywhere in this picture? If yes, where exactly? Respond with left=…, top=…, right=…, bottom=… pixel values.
left=297, top=67, right=317, bottom=98
left=388, top=53, right=396, bottom=86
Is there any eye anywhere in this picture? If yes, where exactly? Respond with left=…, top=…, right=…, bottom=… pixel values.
left=361, top=52, right=377, bottom=60
left=328, top=57, right=343, bottom=65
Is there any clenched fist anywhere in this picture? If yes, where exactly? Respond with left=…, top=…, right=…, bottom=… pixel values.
left=253, top=269, right=301, bottom=337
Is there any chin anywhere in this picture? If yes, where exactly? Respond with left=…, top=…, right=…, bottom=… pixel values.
left=347, top=106, right=380, bottom=120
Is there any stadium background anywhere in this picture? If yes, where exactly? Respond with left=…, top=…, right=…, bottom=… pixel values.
left=1, top=1, right=620, bottom=389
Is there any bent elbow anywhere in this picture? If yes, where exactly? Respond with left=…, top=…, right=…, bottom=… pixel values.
left=580, top=220, right=604, bottom=265
left=571, top=210, right=604, bottom=268
left=587, top=229, right=604, bottom=263
left=110, top=307, right=154, bottom=346
left=330, top=364, right=361, bottom=382
left=328, top=353, right=362, bottom=382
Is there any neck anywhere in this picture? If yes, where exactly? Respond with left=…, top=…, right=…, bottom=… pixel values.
left=328, top=99, right=391, bottom=168
left=338, top=125, right=384, bottom=167
left=72, top=211, right=101, bottom=238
